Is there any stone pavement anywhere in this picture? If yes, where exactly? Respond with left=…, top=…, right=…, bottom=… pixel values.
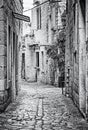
left=0, top=81, right=88, bottom=130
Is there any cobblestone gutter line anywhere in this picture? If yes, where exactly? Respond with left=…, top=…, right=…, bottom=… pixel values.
left=35, top=97, right=43, bottom=130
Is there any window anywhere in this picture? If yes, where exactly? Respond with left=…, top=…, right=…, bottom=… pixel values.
left=37, top=7, right=41, bottom=29
left=80, top=0, right=85, bottom=23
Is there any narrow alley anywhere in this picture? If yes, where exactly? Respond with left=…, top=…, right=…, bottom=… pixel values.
left=0, top=81, right=88, bottom=130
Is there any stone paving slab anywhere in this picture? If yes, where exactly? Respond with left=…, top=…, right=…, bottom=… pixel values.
left=0, top=81, right=88, bottom=130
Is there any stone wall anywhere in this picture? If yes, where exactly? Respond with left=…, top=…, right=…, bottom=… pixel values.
left=0, top=0, right=23, bottom=111
left=31, top=0, right=50, bottom=83
left=65, top=0, right=79, bottom=101
left=65, top=0, right=88, bottom=118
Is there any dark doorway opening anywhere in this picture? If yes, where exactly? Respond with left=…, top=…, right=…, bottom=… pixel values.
left=22, top=53, right=25, bottom=79
left=36, top=52, right=39, bottom=67
left=36, top=52, right=40, bottom=81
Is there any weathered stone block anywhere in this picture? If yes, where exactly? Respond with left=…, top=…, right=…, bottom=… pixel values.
left=0, top=31, right=5, bottom=45
left=0, top=21, right=4, bottom=32
left=0, top=90, right=8, bottom=105
left=0, top=0, right=3, bottom=8
left=0, top=67, right=7, bottom=79
left=0, top=45, right=6, bottom=56
left=0, top=79, right=7, bottom=91
left=0, top=8, right=4, bottom=20
left=0, top=56, right=7, bottom=66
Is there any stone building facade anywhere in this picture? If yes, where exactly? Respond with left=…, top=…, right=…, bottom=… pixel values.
left=30, top=0, right=54, bottom=83
left=0, top=0, right=23, bottom=111
left=65, top=0, right=88, bottom=118
left=24, top=0, right=66, bottom=84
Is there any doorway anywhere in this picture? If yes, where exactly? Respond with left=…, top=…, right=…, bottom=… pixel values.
left=22, top=53, right=25, bottom=79
left=36, top=52, right=40, bottom=81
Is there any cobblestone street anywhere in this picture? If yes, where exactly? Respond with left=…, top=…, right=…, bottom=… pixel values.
left=0, top=81, right=88, bottom=130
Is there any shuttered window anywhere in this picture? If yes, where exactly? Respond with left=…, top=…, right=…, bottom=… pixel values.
left=37, top=7, right=41, bottom=29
